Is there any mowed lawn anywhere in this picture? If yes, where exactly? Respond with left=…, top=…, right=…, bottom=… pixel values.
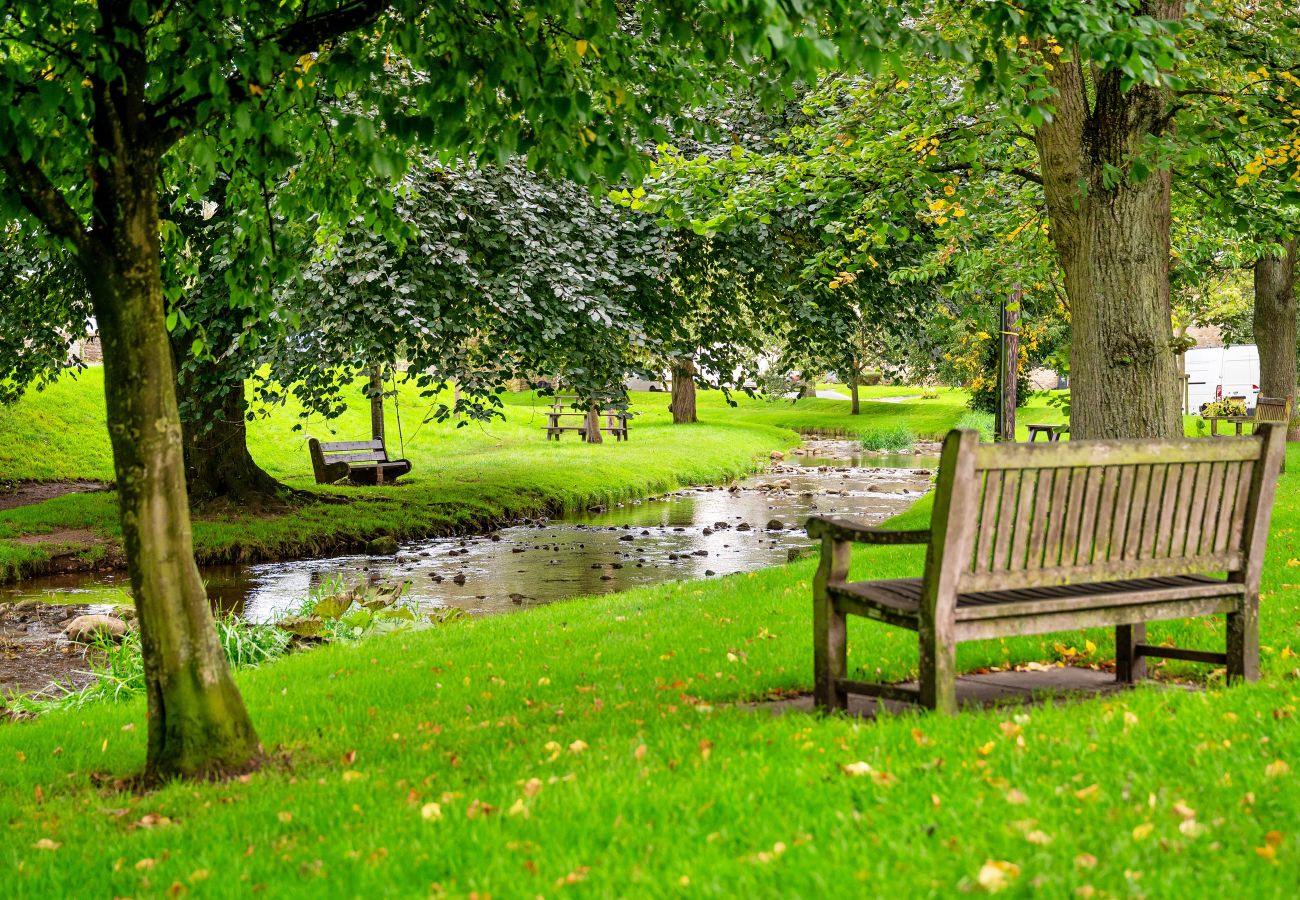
left=2, top=440, right=1299, bottom=895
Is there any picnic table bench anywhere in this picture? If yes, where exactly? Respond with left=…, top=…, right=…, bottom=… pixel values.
left=545, top=394, right=630, bottom=441
left=1026, top=423, right=1066, bottom=442
left=308, top=437, right=412, bottom=485
left=1204, top=395, right=1291, bottom=437
left=807, top=424, right=1285, bottom=713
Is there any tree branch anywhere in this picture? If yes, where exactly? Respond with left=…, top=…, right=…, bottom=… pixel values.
left=147, top=0, right=392, bottom=152
left=927, top=161, right=1043, bottom=186
left=0, top=150, right=98, bottom=260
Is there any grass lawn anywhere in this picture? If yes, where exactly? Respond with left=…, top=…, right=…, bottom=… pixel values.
left=1, top=424, right=1298, bottom=894
left=0, top=373, right=1065, bottom=582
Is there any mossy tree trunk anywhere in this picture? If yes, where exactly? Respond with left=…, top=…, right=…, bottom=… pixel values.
left=79, top=34, right=258, bottom=780
left=669, top=357, right=698, bottom=424
left=369, top=367, right=386, bottom=442
left=1034, top=6, right=1184, bottom=440
left=1253, top=236, right=1300, bottom=441
left=175, top=367, right=287, bottom=505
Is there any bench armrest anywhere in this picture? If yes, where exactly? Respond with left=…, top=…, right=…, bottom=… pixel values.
left=806, top=516, right=931, bottom=546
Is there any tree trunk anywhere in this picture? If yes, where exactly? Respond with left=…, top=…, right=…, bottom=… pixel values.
left=849, top=377, right=860, bottom=415
left=798, top=372, right=817, bottom=399
left=85, top=151, right=258, bottom=780
left=369, top=367, right=385, bottom=442
left=1034, top=7, right=1184, bottom=440
left=1254, top=236, right=1300, bottom=441
left=669, top=358, right=698, bottom=424
left=170, top=338, right=287, bottom=505
left=584, top=402, right=604, bottom=443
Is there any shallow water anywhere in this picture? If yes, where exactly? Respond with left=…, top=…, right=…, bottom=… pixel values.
left=0, top=441, right=938, bottom=624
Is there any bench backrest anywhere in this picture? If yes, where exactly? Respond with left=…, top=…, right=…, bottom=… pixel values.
left=314, top=438, right=390, bottom=464
left=923, top=426, right=1285, bottom=602
left=1255, top=395, right=1291, bottom=424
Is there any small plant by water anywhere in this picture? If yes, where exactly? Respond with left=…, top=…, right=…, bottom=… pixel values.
left=954, top=410, right=996, bottom=442
left=859, top=425, right=915, bottom=453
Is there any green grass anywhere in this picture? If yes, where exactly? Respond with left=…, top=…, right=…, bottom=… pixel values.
left=3, top=446, right=1300, bottom=895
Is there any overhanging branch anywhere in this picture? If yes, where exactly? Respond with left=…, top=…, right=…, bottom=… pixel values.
left=0, top=150, right=98, bottom=260
left=927, top=161, right=1043, bottom=186
left=147, top=0, right=392, bottom=152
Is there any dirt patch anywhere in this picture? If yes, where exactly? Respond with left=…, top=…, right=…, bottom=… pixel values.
left=0, top=480, right=110, bottom=512
left=7, top=528, right=124, bottom=579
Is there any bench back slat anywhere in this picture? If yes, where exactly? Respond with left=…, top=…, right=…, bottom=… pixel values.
left=939, top=429, right=1281, bottom=594
left=319, top=440, right=385, bottom=452
left=1254, top=395, right=1290, bottom=424
left=326, top=450, right=388, bottom=464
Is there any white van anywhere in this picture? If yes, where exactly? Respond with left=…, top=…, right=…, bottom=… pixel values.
left=1182, top=345, right=1260, bottom=413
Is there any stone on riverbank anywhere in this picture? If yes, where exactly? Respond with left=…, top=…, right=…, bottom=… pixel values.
left=63, top=614, right=128, bottom=643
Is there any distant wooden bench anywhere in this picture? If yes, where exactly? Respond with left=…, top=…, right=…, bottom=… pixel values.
left=807, top=425, right=1285, bottom=714
left=308, top=438, right=412, bottom=485
left=545, top=395, right=630, bottom=441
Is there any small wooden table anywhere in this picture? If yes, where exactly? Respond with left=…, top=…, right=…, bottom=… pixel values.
left=1026, top=424, right=1066, bottom=442
left=1204, top=415, right=1251, bottom=437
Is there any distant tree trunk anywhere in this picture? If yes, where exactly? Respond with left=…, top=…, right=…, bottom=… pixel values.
left=584, top=402, right=604, bottom=443
left=369, top=367, right=385, bottom=442
left=849, top=376, right=860, bottom=415
left=669, top=357, right=698, bottom=424
left=1254, top=236, right=1300, bottom=441
left=82, top=141, right=257, bottom=780
left=174, top=357, right=287, bottom=505
left=1034, top=7, right=1184, bottom=441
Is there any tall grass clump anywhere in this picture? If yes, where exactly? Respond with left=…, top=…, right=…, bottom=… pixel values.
left=859, top=424, right=915, bottom=452
left=954, top=410, right=995, bottom=442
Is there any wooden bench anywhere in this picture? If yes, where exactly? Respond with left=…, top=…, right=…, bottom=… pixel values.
left=1026, top=423, right=1066, bottom=442
left=807, top=425, right=1285, bottom=714
left=308, top=438, right=412, bottom=485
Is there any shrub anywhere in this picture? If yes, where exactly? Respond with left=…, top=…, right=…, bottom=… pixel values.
left=860, top=425, right=915, bottom=452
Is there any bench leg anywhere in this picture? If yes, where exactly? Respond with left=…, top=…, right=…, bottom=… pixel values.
left=813, top=539, right=850, bottom=712
left=1226, top=599, right=1260, bottom=683
left=1115, top=624, right=1147, bottom=684
left=813, top=593, right=848, bottom=712
left=918, top=627, right=957, bottom=714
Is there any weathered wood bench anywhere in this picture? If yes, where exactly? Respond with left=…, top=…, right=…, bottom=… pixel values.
left=807, top=425, right=1285, bottom=713
left=308, top=438, right=412, bottom=485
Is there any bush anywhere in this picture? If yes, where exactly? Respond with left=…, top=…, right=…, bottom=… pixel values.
left=860, top=425, right=915, bottom=452
left=954, top=410, right=995, bottom=442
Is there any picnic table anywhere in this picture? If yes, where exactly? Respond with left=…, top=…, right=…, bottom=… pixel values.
left=1026, top=423, right=1066, bottom=442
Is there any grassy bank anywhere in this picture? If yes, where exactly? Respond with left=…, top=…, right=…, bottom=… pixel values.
left=0, top=372, right=808, bottom=582
left=3, top=443, right=1299, bottom=896
left=0, top=373, right=1060, bottom=583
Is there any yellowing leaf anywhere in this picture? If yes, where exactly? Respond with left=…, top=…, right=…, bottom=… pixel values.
left=342, top=770, right=364, bottom=782
left=1266, top=759, right=1291, bottom=778
left=568, top=739, right=588, bottom=754
left=420, top=802, right=442, bottom=821
left=33, top=839, right=61, bottom=851
left=976, top=860, right=1020, bottom=893
left=575, top=39, right=588, bottom=56
left=1132, top=823, right=1154, bottom=841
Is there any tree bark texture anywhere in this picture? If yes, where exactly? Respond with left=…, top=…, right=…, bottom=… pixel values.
left=369, top=367, right=386, bottom=442
left=669, top=357, right=698, bottom=424
left=1254, top=236, right=1300, bottom=441
left=79, top=16, right=257, bottom=780
left=584, top=402, right=604, bottom=443
left=1034, top=5, right=1184, bottom=440
left=171, top=340, right=286, bottom=505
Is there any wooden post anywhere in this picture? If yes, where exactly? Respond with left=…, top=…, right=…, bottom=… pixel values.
left=369, top=367, right=385, bottom=443
left=996, top=288, right=1021, bottom=442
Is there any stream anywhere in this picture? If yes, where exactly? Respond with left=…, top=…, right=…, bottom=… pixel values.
left=1, top=439, right=937, bottom=695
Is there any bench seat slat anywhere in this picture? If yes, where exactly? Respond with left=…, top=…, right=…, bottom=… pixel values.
left=831, top=574, right=1242, bottom=626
